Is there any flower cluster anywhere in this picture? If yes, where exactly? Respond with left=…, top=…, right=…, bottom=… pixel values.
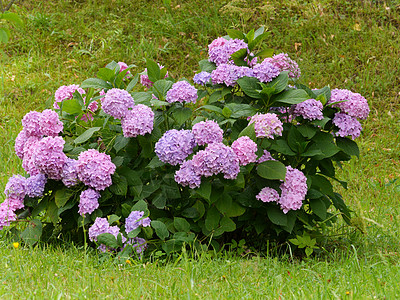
left=292, top=99, right=324, bottom=121
left=256, top=166, right=307, bottom=213
left=61, top=158, right=79, bottom=187
left=231, top=136, right=258, bottom=166
left=249, top=113, right=283, bottom=139
left=25, top=174, right=47, bottom=198
left=208, top=38, right=248, bottom=66
left=155, top=129, right=196, bottom=165
left=102, top=88, right=135, bottom=119
left=263, top=53, right=301, bottom=79
left=121, top=104, right=154, bottom=138
left=329, top=89, right=370, bottom=139
left=54, top=84, right=85, bottom=109
left=78, top=189, right=101, bottom=216
left=193, top=71, right=211, bottom=85
left=140, top=64, right=168, bottom=88
left=192, top=120, right=223, bottom=146
left=252, top=60, right=281, bottom=83
left=125, top=211, right=151, bottom=233
left=76, top=149, right=116, bottom=191
left=211, top=64, right=253, bottom=87
left=166, top=81, right=198, bottom=104
left=88, top=217, right=124, bottom=243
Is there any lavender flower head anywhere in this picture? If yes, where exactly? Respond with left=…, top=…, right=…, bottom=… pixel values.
left=21, top=111, right=42, bottom=137
left=76, top=149, right=116, bottom=191
left=292, top=99, right=324, bottom=121
left=192, top=120, right=223, bottom=146
left=4, top=174, right=26, bottom=200
left=117, top=61, right=132, bottom=79
left=175, top=160, right=202, bottom=189
left=78, top=189, right=100, bottom=216
left=31, top=136, right=67, bottom=180
left=126, top=237, right=147, bottom=256
left=121, top=104, right=154, bottom=138
left=0, top=203, right=17, bottom=230
left=192, top=142, right=240, bottom=180
left=1, top=196, right=24, bottom=212
left=155, top=129, right=196, bottom=166
left=25, top=174, right=47, bottom=198
left=279, top=166, right=308, bottom=214
left=256, top=187, right=280, bottom=203
left=211, top=64, right=253, bottom=87
left=102, top=88, right=135, bottom=119
left=257, top=150, right=275, bottom=164
left=14, top=130, right=29, bottom=159
left=89, top=217, right=118, bottom=242
left=21, top=136, right=42, bottom=176
left=40, top=109, right=63, bottom=137
left=208, top=38, right=248, bottom=66
left=231, top=136, right=258, bottom=166
left=193, top=71, right=212, bottom=86
left=329, top=89, right=370, bottom=120
left=264, top=53, right=301, bottom=79
left=54, top=84, right=85, bottom=109
left=166, top=81, right=198, bottom=104
left=125, top=210, right=151, bottom=234
left=249, top=113, right=283, bottom=139
left=62, top=158, right=79, bottom=187
left=252, top=59, right=281, bottom=83
left=332, top=112, right=362, bottom=140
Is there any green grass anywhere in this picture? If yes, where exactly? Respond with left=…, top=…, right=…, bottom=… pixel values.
left=1, top=0, right=400, bottom=298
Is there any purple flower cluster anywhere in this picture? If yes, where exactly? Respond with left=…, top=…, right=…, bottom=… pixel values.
left=329, top=89, right=370, bottom=120
left=332, top=113, right=362, bottom=140
left=54, top=84, right=85, bottom=109
left=231, top=136, right=258, bottom=166
left=126, top=237, right=147, bottom=255
left=174, top=160, right=202, bottom=189
left=117, top=61, right=132, bottom=79
left=61, top=158, right=79, bottom=187
left=31, top=136, right=68, bottom=180
left=279, top=166, right=308, bottom=213
left=125, top=211, right=151, bottom=233
left=252, top=60, right=281, bottom=83
left=25, top=174, right=47, bottom=198
left=78, top=189, right=100, bottom=216
left=0, top=204, right=17, bottom=229
left=193, top=71, right=212, bottom=86
left=256, top=166, right=307, bottom=214
left=211, top=64, right=253, bottom=87
left=192, top=120, right=223, bottom=146
left=166, top=81, right=198, bottom=104
left=263, top=53, right=301, bottom=79
left=256, top=187, right=280, bottom=203
left=4, top=174, right=26, bottom=200
left=249, top=113, right=283, bottom=139
left=192, top=142, right=240, bottom=180
left=88, top=217, right=122, bottom=242
left=76, top=149, right=116, bottom=191
left=292, top=99, right=324, bottom=121
left=257, top=150, right=275, bottom=163
left=102, top=88, right=135, bottom=119
left=155, top=129, right=195, bottom=165
left=121, top=104, right=154, bottom=138
left=208, top=38, right=248, bottom=66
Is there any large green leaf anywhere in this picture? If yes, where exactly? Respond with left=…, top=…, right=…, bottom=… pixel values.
left=336, top=137, right=359, bottom=158
left=174, top=217, right=190, bottom=232
left=97, top=233, right=119, bottom=248
left=215, top=193, right=245, bottom=217
left=21, top=219, right=43, bottom=246
left=273, top=89, right=309, bottom=105
left=81, top=78, right=112, bottom=89
left=257, top=160, right=287, bottom=180
left=1, top=12, right=24, bottom=27
left=205, top=206, right=220, bottom=231
left=310, top=198, right=327, bottom=219
left=260, top=72, right=289, bottom=96
left=172, top=106, right=192, bottom=126
left=74, top=127, right=101, bottom=144
left=61, top=97, right=82, bottom=115
left=54, top=188, right=74, bottom=208
left=151, top=220, right=169, bottom=240
left=267, top=205, right=287, bottom=226
left=237, top=77, right=263, bottom=99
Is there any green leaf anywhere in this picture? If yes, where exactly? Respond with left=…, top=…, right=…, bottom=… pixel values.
left=336, top=137, right=359, bottom=158
left=257, top=160, right=287, bottom=180
left=248, top=32, right=270, bottom=50
left=61, top=97, right=83, bottom=115
left=1, top=12, right=24, bottom=27
left=226, top=29, right=244, bottom=40
left=174, top=217, right=190, bottom=232
left=305, top=247, right=314, bottom=257
left=97, top=233, right=119, bottom=248
left=97, top=68, right=116, bottom=82
left=152, top=192, right=166, bottom=209
left=273, top=89, right=309, bottom=105
left=107, top=214, right=121, bottom=225
left=151, top=220, right=169, bottom=240
left=192, top=200, right=206, bottom=221
left=54, top=188, right=74, bottom=208
left=131, top=199, right=149, bottom=215
left=81, top=78, right=112, bottom=89
left=126, top=73, right=139, bottom=92
left=310, top=198, right=327, bottom=219
left=152, top=79, right=173, bottom=100
left=219, top=216, right=236, bottom=233
left=109, top=175, right=128, bottom=196
left=288, top=125, right=307, bottom=153
left=222, top=106, right=232, bottom=118
left=270, top=140, right=296, bottom=155
left=146, top=156, right=165, bottom=169
left=112, top=156, right=124, bottom=167
left=254, top=26, right=265, bottom=38
left=267, top=205, right=287, bottom=226
left=237, top=77, right=262, bottom=99
left=297, top=125, right=318, bottom=139
left=74, top=127, right=101, bottom=144
left=127, top=227, right=141, bottom=239
left=199, top=59, right=216, bottom=73
left=0, top=28, right=10, bottom=43
left=227, top=103, right=257, bottom=118
left=195, top=181, right=212, bottom=202
left=260, top=72, right=289, bottom=96
left=254, top=48, right=274, bottom=58
left=21, top=220, right=43, bottom=246
left=172, top=106, right=192, bottom=126
left=311, top=175, right=334, bottom=196
left=132, top=91, right=152, bottom=105
left=146, top=59, right=161, bottom=83
left=114, top=135, right=129, bottom=152
left=47, top=200, right=59, bottom=225
left=238, top=122, right=256, bottom=141
left=200, top=104, right=223, bottom=115
left=215, top=193, right=245, bottom=217
left=231, top=48, right=248, bottom=66
left=205, top=206, right=220, bottom=231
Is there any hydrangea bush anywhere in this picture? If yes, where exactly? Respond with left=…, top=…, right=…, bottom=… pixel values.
left=1, top=27, right=369, bottom=258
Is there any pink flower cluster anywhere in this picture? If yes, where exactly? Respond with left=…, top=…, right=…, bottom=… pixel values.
left=78, top=188, right=101, bottom=216
left=249, top=113, right=283, bottom=139
left=54, top=84, right=85, bottom=109
left=121, top=104, right=154, bottom=138
left=211, top=64, right=254, bottom=87
left=231, top=136, right=258, bottom=166
left=166, top=81, right=198, bottom=104
left=208, top=38, right=248, bottom=66
left=102, top=88, right=135, bottom=119
left=329, top=89, right=370, bottom=140
left=263, top=53, right=301, bottom=79
left=256, top=166, right=308, bottom=214
left=192, top=120, right=223, bottom=146
left=292, top=99, right=324, bottom=121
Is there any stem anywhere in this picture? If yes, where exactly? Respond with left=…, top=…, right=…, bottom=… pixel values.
left=4, top=0, right=17, bottom=12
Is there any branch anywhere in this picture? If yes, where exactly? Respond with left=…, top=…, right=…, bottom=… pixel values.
left=3, top=0, right=17, bottom=12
